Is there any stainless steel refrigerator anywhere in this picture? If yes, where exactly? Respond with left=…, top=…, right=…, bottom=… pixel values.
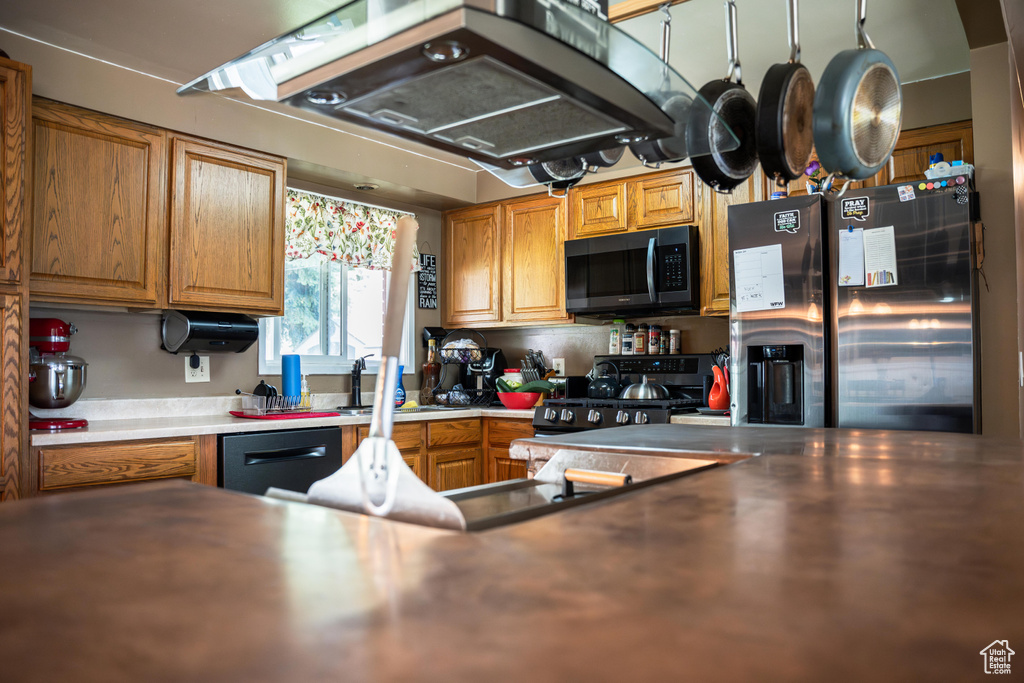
left=728, top=181, right=980, bottom=433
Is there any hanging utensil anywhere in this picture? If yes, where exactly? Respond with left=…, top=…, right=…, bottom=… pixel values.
left=756, top=0, right=815, bottom=186
left=686, top=0, right=759, bottom=193
left=812, top=0, right=902, bottom=183
left=295, top=216, right=466, bottom=530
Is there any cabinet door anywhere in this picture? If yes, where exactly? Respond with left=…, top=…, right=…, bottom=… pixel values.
left=427, top=445, right=482, bottom=491
left=872, top=120, right=974, bottom=186
left=0, top=60, right=29, bottom=285
left=0, top=292, right=23, bottom=501
left=699, top=169, right=763, bottom=317
left=31, top=99, right=165, bottom=305
left=401, top=449, right=425, bottom=482
left=168, top=136, right=285, bottom=314
left=502, top=195, right=572, bottom=324
left=628, top=168, right=696, bottom=230
left=443, top=205, right=502, bottom=326
left=487, top=447, right=528, bottom=483
left=568, top=181, right=627, bottom=239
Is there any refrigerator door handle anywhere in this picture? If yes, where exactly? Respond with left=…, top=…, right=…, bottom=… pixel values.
left=646, top=237, right=657, bottom=303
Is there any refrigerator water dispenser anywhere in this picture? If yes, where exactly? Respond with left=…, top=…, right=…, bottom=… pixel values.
left=747, top=345, right=804, bottom=425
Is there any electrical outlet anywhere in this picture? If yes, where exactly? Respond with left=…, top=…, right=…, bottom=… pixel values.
left=552, top=357, right=566, bottom=376
left=185, top=355, right=210, bottom=383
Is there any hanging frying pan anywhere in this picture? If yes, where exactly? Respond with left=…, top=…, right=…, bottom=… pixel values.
left=812, top=0, right=902, bottom=181
left=757, top=0, right=815, bottom=186
left=628, top=6, right=693, bottom=167
left=686, top=0, right=758, bottom=193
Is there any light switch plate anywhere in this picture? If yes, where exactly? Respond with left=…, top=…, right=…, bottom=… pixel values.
left=552, top=358, right=565, bottom=376
left=185, top=355, right=210, bottom=383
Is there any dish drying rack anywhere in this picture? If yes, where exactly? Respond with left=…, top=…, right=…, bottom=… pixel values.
left=236, top=394, right=316, bottom=416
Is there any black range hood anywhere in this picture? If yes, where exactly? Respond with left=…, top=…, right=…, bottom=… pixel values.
left=179, top=0, right=738, bottom=185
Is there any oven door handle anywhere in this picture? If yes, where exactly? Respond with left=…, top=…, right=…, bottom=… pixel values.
left=646, top=236, right=657, bottom=303
left=244, top=445, right=327, bottom=466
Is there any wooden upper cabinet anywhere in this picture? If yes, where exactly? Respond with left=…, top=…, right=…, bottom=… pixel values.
left=503, top=195, right=571, bottom=324
left=0, top=59, right=29, bottom=286
left=31, top=99, right=165, bottom=305
left=874, top=120, right=974, bottom=186
left=168, top=135, right=285, bottom=314
left=443, top=204, right=501, bottom=326
left=627, top=167, right=696, bottom=230
left=568, top=181, right=627, bottom=239
left=699, top=168, right=762, bottom=317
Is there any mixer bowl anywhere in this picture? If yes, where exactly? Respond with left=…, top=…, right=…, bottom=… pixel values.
left=29, top=355, right=88, bottom=409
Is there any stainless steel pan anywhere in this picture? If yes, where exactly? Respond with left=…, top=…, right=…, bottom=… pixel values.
left=812, top=0, right=902, bottom=182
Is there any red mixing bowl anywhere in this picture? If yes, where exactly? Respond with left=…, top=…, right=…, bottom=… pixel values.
left=497, top=392, right=541, bottom=410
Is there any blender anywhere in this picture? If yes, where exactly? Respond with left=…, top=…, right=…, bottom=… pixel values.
left=28, top=318, right=89, bottom=430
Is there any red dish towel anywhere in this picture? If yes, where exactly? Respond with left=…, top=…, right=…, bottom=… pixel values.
left=229, top=411, right=341, bottom=420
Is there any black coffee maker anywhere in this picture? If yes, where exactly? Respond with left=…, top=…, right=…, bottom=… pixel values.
left=459, top=349, right=508, bottom=396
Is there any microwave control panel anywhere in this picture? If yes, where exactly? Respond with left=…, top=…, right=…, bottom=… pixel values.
left=660, top=245, right=688, bottom=291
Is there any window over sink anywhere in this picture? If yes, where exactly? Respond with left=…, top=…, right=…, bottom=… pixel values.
left=258, top=189, right=416, bottom=376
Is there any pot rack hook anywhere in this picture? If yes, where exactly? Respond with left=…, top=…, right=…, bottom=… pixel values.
left=787, top=0, right=801, bottom=63
left=547, top=185, right=569, bottom=199
left=856, top=0, right=875, bottom=50
left=724, top=0, right=742, bottom=85
left=659, top=2, right=672, bottom=63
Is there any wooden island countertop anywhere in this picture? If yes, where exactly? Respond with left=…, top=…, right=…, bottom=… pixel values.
left=1, top=425, right=1022, bottom=681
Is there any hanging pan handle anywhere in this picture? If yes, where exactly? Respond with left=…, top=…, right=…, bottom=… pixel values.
left=856, top=0, right=875, bottom=50
left=723, top=0, right=742, bottom=84
left=787, top=0, right=801, bottom=63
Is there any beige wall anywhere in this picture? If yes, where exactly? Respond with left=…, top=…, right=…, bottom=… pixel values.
left=970, top=43, right=1019, bottom=436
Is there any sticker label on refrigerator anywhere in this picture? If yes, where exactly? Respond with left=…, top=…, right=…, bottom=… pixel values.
left=897, top=184, right=916, bottom=202
left=838, top=228, right=865, bottom=286
left=733, top=244, right=786, bottom=313
left=840, top=196, right=870, bottom=221
left=863, top=226, right=899, bottom=287
left=773, top=210, right=800, bottom=234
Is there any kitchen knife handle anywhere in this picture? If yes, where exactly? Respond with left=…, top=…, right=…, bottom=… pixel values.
left=646, top=236, right=657, bottom=303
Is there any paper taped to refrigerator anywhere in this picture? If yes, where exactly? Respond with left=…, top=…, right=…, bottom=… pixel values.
left=733, top=244, right=786, bottom=312
left=863, top=226, right=898, bottom=287
left=838, top=228, right=865, bottom=286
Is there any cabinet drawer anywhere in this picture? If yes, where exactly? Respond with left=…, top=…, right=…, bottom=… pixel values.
left=357, top=422, right=421, bottom=450
left=39, top=438, right=197, bottom=490
left=487, top=419, right=534, bottom=446
left=426, top=419, right=482, bottom=448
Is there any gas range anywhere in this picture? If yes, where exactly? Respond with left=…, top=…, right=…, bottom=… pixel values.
left=532, top=353, right=716, bottom=434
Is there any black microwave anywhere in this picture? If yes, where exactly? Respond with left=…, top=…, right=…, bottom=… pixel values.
left=564, top=225, right=699, bottom=317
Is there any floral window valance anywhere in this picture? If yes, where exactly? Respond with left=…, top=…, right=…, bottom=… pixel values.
left=285, top=188, right=419, bottom=270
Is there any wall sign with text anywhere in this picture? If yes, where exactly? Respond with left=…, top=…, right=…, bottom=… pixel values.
left=418, top=253, right=437, bottom=309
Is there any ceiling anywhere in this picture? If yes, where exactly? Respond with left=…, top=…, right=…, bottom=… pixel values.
left=0, top=0, right=975, bottom=199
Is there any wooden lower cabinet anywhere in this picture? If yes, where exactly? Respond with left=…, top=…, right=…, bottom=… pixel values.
left=401, top=449, right=425, bottom=481
left=32, top=437, right=207, bottom=493
left=0, top=291, right=24, bottom=501
left=427, top=445, right=482, bottom=491
left=484, top=418, right=532, bottom=483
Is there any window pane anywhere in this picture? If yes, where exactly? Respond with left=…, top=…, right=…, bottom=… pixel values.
left=327, top=261, right=343, bottom=356
left=346, top=268, right=385, bottom=360
left=282, top=259, right=324, bottom=355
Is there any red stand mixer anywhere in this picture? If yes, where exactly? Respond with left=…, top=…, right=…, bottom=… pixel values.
left=29, top=318, right=89, bottom=430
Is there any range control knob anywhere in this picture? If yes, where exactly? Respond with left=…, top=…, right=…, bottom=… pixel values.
left=560, top=409, right=576, bottom=424
left=634, top=411, right=650, bottom=425
left=544, top=408, right=558, bottom=422
left=587, top=409, right=602, bottom=425
left=616, top=410, right=631, bottom=425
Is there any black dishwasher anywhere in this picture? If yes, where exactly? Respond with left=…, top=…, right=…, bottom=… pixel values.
left=219, top=428, right=345, bottom=495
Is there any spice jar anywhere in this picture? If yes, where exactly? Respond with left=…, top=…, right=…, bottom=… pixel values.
left=622, top=323, right=636, bottom=355
left=635, top=323, right=648, bottom=355
left=669, top=329, right=681, bottom=354
left=609, top=319, right=625, bottom=355
left=648, top=324, right=661, bottom=355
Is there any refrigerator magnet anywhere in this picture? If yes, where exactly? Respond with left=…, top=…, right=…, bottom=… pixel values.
left=897, top=185, right=916, bottom=202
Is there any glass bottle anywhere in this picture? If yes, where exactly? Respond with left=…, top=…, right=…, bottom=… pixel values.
left=635, top=323, right=648, bottom=355
left=420, top=339, right=440, bottom=405
left=622, top=323, right=636, bottom=355
left=648, top=324, right=661, bottom=355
